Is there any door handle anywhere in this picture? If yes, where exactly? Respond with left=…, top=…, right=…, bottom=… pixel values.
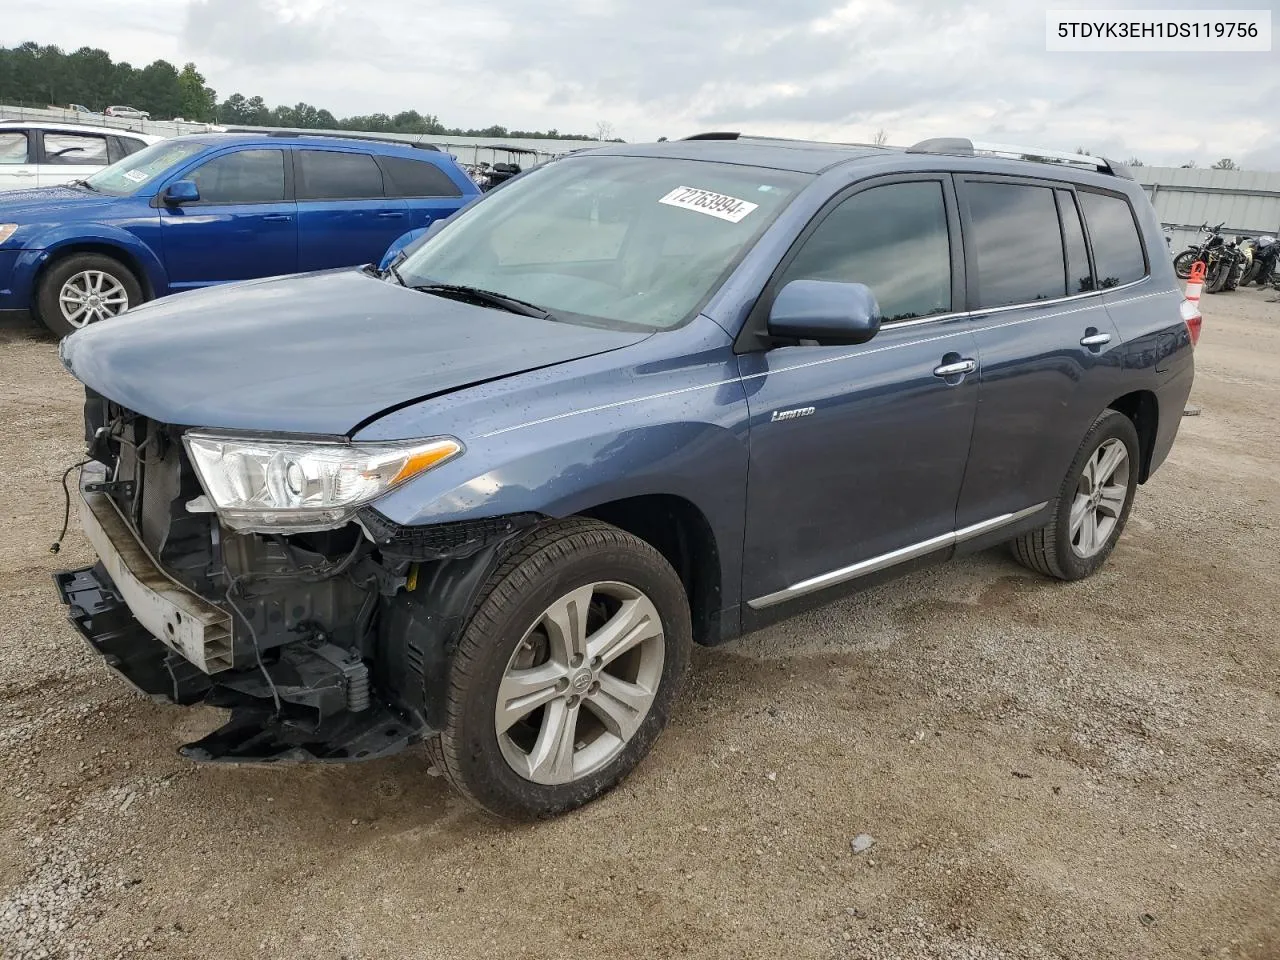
left=376, top=211, right=405, bottom=219
left=1080, top=332, right=1112, bottom=347
left=262, top=214, right=292, bottom=222
left=14, top=170, right=35, bottom=177
left=933, top=358, right=978, bottom=378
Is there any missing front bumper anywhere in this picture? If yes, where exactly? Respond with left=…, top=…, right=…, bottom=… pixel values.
left=54, top=561, right=426, bottom=764
left=76, top=464, right=234, bottom=673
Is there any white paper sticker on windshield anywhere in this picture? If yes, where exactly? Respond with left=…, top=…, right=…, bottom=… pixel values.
left=659, top=186, right=759, bottom=223
left=122, top=169, right=148, bottom=183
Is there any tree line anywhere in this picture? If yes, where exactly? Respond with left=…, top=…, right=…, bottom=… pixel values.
left=0, top=42, right=611, bottom=141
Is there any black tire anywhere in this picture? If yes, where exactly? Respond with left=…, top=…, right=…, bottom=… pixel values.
left=1205, top=261, right=1231, bottom=294
left=35, top=252, right=143, bottom=338
left=1172, top=250, right=1198, bottom=279
left=1010, top=409, right=1140, bottom=581
left=428, top=518, right=691, bottom=820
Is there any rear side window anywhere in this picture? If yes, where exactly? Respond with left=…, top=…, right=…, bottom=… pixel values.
left=779, top=180, right=952, bottom=323
left=296, top=150, right=384, bottom=200
left=188, top=149, right=286, bottom=203
left=1079, top=191, right=1147, bottom=288
left=379, top=155, right=463, bottom=198
left=965, top=181, right=1065, bottom=308
left=0, top=132, right=28, bottom=164
left=1056, top=190, right=1094, bottom=294
left=42, top=132, right=108, bottom=165
left=105, top=136, right=146, bottom=165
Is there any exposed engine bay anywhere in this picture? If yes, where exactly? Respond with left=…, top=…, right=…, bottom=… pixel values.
left=55, top=390, right=538, bottom=763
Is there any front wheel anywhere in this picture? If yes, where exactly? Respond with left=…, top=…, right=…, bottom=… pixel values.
left=428, top=519, right=692, bottom=819
left=35, top=252, right=143, bottom=337
left=1205, top=261, right=1231, bottom=294
left=1010, top=409, right=1140, bottom=581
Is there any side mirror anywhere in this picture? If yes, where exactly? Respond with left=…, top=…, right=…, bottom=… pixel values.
left=378, top=219, right=449, bottom=272
left=162, top=180, right=200, bottom=205
left=767, top=279, right=882, bottom=346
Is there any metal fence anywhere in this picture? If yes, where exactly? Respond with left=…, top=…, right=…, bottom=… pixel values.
left=0, top=103, right=600, bottom=165
left=1133, top=166, right=1280, bottom=250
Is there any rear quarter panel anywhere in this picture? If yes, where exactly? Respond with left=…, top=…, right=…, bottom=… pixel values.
left=1105, top=185, right=1195, bottom=477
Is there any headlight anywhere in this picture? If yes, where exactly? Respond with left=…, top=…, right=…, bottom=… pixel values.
left=183, top=433, right=463, bottom=533
left=0, top=224, right=18, bottom=246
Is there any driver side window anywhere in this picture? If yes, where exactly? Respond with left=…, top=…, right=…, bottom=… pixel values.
left=187, top=149, right=286, bottom=204
left=779, top=181, right=952, bottom=323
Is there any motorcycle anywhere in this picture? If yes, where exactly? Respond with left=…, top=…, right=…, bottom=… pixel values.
left=1173, top=222, right=1225, bottom=279
left=1237, top=237, right=1261, bottom=285
left=1205, top=236, right=1245, bottom=294
left=1247, top=235, right=1279, bottom=286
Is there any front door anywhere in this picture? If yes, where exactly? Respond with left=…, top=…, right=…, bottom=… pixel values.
left=0, top=130, right=37, bottom=190
left=739, top=176, right=979, bottom=608
left=160, top=147, right=298, bottom=289
left=292, top=148, right=410, bottom=271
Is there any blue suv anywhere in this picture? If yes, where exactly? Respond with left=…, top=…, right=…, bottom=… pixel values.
left=54, top=134, right=1196, bottom=819
left=0, top=132, right=480, bottom=335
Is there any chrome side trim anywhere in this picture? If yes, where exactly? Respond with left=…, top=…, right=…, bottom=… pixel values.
left=746, top=502, right=1049, bottom=610
left=967, top=274, right=1151, bottom=317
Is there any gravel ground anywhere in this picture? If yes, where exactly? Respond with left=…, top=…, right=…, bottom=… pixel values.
left=1, top=290, right=1277, bottom=960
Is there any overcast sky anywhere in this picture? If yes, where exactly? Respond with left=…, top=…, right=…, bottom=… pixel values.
left=7, top=0, right=1280, bottom=167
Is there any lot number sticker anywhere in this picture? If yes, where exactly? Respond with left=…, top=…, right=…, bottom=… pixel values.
left=122, top=169, right=148, bottom=183
left=659, top=186, right=758, bottom=223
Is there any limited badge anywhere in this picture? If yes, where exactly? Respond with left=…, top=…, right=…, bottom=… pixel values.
left=659, top=186, right=759, bottom=223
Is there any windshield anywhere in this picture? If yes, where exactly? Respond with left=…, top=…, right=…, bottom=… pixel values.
left=83, top=139, right=208, bottom=196
left=397, top=155, right=808, bottom=330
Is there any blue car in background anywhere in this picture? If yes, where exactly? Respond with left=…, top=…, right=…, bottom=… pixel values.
left=0, top=133, right=480, bottom=335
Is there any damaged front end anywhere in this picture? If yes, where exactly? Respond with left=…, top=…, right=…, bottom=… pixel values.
left=55, top=393, right=538, bottom=764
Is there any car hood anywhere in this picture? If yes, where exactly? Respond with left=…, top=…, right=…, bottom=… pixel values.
left=0, top=185, right=122, bottom=220
left=61, top=269, right=651, bottom=435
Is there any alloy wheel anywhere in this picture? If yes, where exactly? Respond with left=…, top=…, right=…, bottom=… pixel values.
left=1070, top=438, right=1130, bottom=559
left=58, top=270, right=130, bottom=328
left=495, top=580, right=665, bottom=785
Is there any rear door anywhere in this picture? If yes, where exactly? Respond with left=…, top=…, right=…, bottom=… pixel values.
left=0, top=130, right=38, bottom=190
left=954, top=176, right=1127, bottom=531
left=159, top=147, right=298, bottom=289
left=36, top=130, right=111, bottom=185
left=377, top=153, right=469, bottom=230
left=293, top=148, right=409, bottom=270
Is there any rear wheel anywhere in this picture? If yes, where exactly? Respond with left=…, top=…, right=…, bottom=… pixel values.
left=1010, top=410, right=1140, bottom=581
left=428, top=519, right=691, bottom=819
left=36, top=252, right=142, bottom=337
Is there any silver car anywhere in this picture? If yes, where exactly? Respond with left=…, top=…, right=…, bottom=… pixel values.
left=104, top=105, right=151, bottom=120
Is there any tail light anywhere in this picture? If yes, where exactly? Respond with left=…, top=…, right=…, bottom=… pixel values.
left=1180, top=298, right=1202, bottom=347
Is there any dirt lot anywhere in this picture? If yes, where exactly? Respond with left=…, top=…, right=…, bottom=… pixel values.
left=0, top=289, right=1277, bottom=960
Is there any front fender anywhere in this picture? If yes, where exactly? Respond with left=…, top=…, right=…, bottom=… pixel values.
left=14, top=223, right=168, bottom=303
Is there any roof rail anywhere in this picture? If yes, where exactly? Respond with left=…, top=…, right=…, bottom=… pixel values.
left=219, top=127, right=440, bottom=151
left=907, top=137, right=1131, bottom=178
left=681, top=131, right=741, bottom=141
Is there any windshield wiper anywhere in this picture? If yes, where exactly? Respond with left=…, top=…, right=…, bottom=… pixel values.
left=69, top=179, right=98, bottom=192
left=411, top=282, right=554, bottom=320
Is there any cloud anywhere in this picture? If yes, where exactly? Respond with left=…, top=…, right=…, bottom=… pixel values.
left=3, top=0, right=1277, bottom=167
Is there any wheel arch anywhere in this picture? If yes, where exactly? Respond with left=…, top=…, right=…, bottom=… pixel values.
left=32, top=237, right=159, bottom=303
left=577, top=494, right=724, bottom=647
left=1107, top=389, right=1159, bottom=482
